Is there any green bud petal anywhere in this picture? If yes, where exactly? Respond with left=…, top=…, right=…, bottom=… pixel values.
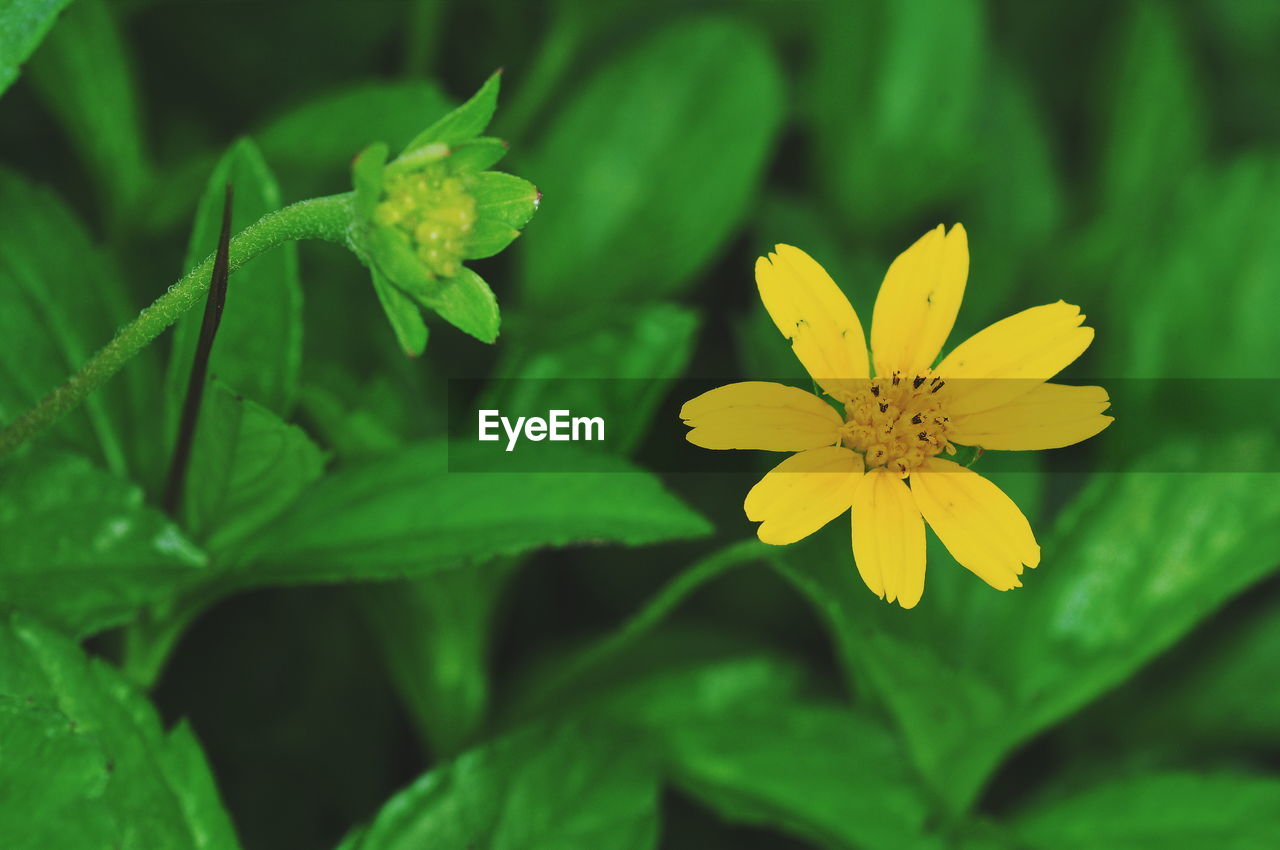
left=417, top=267, right=500, bottom=343
left=370, top=267, right=428, bottom=356
left=367, top=225, right=436, bottom=298
left=471, top=171, right=540, bottom=228
left=400, top=70, right=501, bottom=155
left=351, top=141, right=388, bottom=222
left=463, top=217, right=522, bottom=260
left=447, top=137, right=509, bottom=172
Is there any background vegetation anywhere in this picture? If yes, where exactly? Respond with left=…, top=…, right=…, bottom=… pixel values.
left=2, top=0, right=1279, bottom=848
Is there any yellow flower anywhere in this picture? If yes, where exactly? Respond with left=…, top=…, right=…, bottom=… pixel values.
left=680, top=225, right=1112, bottom=608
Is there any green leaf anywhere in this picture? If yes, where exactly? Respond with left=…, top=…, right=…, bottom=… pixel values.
left=1077, top=601, right=1280, bottom=752
left=0, top=614, right=241, bottom=849
left=27, top=0, right=150, bottom=214
left=0, top=168, right=155, bottom=476
left=1097, top=2, right=1205, bottom=213
left=356, top=562, right=513, bottom=757
left=775, top=439, right=1280, bottom=812
left=0, top=0, right=72, bottom=97
left=809, top=0, right=986, bottom=232
left=400, top=70, right=501, bottom=154
left=560, top=643, right=808, bottom=729
left=296, top=367, right=422, bottom=461
left=520, top=619, right=938, bottom=850
left=1078, top=158, right=1280, bottom=480
left=231, top=440, right=711, bottom=584
left=520, top=16, right=784, bottom=305
left=257, top=79, right=451, bottom=198
left=512, top=620, right=938, bottom=850
left=487, top=302, right=700, bottom=454
left=420, top=267, right=500, bottom=343
left=663, top=704, right=943, bottom=850
left=369, top=266, right=428, bottom=357
left=1102, top=156, right=1280, bottom=380
left=182, top=383, right=326, bottom=552
left=1014, top=773, right=1280, bottom=849
left=166, top=137, right=302, bottom=430
left=0, top=452, right=206, bottom=637
left=344, top=722, right=658, bottom=850
left=359, top=294, right=694, bottom=756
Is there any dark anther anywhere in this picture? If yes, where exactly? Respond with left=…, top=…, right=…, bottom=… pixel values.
left=911, top=413, right=923, bottom=424
left=164, top=184, right=233, bottom=515
left=878, top=402, right=889, bottom=413
left=892, top=373, right=901, bottom=386
left=870, top=384, right=880, bottom=397
left=930, top=380, right=945, bottom=393
left=917, top=432, right=929, bottom=441
left=913, top=375, right=926, bottom=389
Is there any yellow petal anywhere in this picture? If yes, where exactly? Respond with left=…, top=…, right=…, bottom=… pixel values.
left=948, top=383, right=1114, bottom=450
left=680, top=381, right=844, bottom=451
left=745, top=446, right=863, bottom=545
left=910, top=458, right=1039, bottom=591
left=851, top=469, right=926, bottom=609
left=936, top=301, right=1094, bottom=415
left=756, top=245, right=869, bottom=400
left=871, top=223, right=968, bottom=378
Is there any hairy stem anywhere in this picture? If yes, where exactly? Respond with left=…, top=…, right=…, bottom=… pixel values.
left=0, top=192, right=355, bottom=459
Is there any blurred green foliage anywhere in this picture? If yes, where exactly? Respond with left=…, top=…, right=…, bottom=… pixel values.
left=2, top=0, right=1280, bottom=848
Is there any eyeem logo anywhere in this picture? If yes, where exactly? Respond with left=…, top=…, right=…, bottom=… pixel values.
left=477, top=409, right=605, bottom=452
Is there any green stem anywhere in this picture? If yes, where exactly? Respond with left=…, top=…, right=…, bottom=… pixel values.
left=0, top=193, right=355, bottom=459
left=512, top=539, right=767, bottom=719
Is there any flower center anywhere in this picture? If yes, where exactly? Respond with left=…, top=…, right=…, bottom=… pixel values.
left=840, top=371, right=954, bottom=475
left=374, top=169, right=476, bottom=279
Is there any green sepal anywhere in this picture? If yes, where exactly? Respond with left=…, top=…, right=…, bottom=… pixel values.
left=370, top=267, right=429, bottom=356
left=447, top=136, right=509, bottom=172
left=471, top=171, right=540, bottom=228
left=366, top=225, right=436, bottom=298
left=400, top=71, right=501, bottom=155
left=417, top=267, right=500, bottom=343
left=462, top=217, right=522, bottom=260
left=351, top=141, right=389, bottom=223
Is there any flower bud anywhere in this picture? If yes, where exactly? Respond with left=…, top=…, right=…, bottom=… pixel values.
left=348, top=71, right=539, bottom=355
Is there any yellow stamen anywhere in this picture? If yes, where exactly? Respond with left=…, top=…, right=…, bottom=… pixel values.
left=841, top=370, right=953, bottom=473
left=375, top=167, right=476, bottom=279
